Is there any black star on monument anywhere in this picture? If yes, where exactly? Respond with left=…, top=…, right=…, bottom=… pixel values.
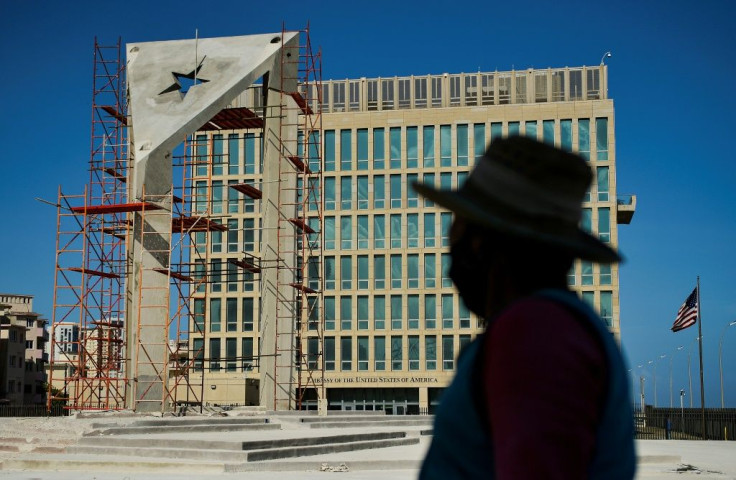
left=159, top=57, right=209, bottom=96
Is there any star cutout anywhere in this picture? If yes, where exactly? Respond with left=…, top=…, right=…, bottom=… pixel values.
left=159, top=57, right=209, bottom=96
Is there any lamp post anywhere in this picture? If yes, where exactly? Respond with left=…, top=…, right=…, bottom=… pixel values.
left=718, top=320, right=736, bottom=408
left=687, top=336, right=701, bottom=408
left=670, top=345, right=684, bottom=407
left=680, top=389, right=686, bottom=434
left=649, top=354, right=667, bottom=407
left=600, top=51, right=612, bottom=65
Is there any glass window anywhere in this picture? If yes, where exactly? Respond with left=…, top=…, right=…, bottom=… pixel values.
left=324, top=130, right=335, bottom=171
left=324, top=177, right=336, bottom=211
left=212, top=134, right=224, bottom=176
left=325, top=297, right=336, bottom=330
left=241, top=337, right=253, bottom=371
left=333, top=82, right=345, bottom=111
left=210, top=259, right=222, bottom=292
left=227, top=219, right=239, bottom=253
left=587, top=69, right=601, bottom=100
left=408, top=254, right=419, bottom=289
left=424, top=213, right=436, bottom=247
left=534, top=72, right=547, bottom=103
left=340, top=337, right=353, bottom=372
left=391, top=295, right=403, bottom=330
left=423, top=126, right=435, bottom=167
left=227, top=259, right=238, bottom=293
left=195, top=134, right=207, bottom=177
left=389, top=127, right=401, bottom=169
left=442, top=335, right=454, bottom=370
left=440, top=125, right=452, bottom=166
left=408, top=295, right=420, bottom=329
left=508, top=122, right=520, bottom=136
left=581, top=261, right=593, bottom=285
left=407, top=174, right=418, bottom=208
left=440, top=172, right=452, bottom=191
left=552, top=71, right=565, bottom=101
left=525, top=121, right=537, bottom=140
left=340, top=255, right=352, bottom=290
left=391, top=336, right=403, bottom=370
left=308, top=256, right=320, bottom=290
left=374, top=175, right=385, bottom=209
left=210, top=338, right=221, bottom=371
left=600, top=264, right=612, bottom=285
left=578, top=119, right=590, bottom=160
left=324, top=216, right=335, bottom=250
left=408, top=335, right=420, bottom=371
left=341, top=216, right=352, bottom=249
left=441, top=253, right=452, bottom=287
left=358, top=336, right=369, bottom=371
left=598, top=208, right=611, bottom=243
left=390, top=174, right=402, bottom=208
left=442, top=294, right=454, bottom=329
left=515, top=73, right=527, bottom=103
left=374, top=255, right=385, bottom=289
left=308, top=296, right=319, bottom=331
left=458, top=171, right=468, bottom=187
left=581, top=208, right=592, bottom=233
left=349, top=80, right=360, bottom=111
left=407, top=213, right=419, bottom=247
left=374, top=336, right=386, bottom=371
left=340, top=129, right=352, bottom=171
left=424, top=253, right=436, bottom=289
left=425, top=294, right=437, bottom=330
left=390, top=214, right=402, bottom=248
left=357, top=129, right=368, bottom=170
left=194, top=259, right=206, bottom=293
left=382, top=79, right=394, bottom=110
left=561, top=119, right=572, bottom=151
left=193, top=338, right=204, bottom=371
left=358, top=296, right=369, bottom=330
left=460, top=334, right=472, bottom=352
left=244, top=133, right=256, bottom=175
left=491, top=122, right=503, bottom=141
left=543, top=120, right=555, bottom=145
left=453, top=124, right=468, bottom=167
left=210, top=298, right=222, bottom=332
left=194, top=180, right=207, bottom=213
left=570, top=70, right=583, bottom=100
left=474, top=123, right=486, bottom=161
left=374, top=214, right=385, bottom=248
left=431, top=76, right=442, bottom=107
left=391, top=254, right=402, bottom=288
left=441, top=212, right=452, bottom=247
left=194, top=298, right=205, bottom=332
left=373, top=128, right=385, bottom=169
left=357, top=255, right=369, bottom=290
left=407, top=127, right=418, bottom=168
left=422, top=173, right=435, bottom=207
left=597, top=167, right=609, bottom=201
left=226, top=298, right=237, bottom=332
left=449, top=75, right=461, bottom=106
left=340, top=176, right=352, bottom=210
left=228, top=134, right=239, bottom=175
left=357, top=215, right=369, bottom=249
left=600, top=291, right=613, bottom=327
left=567, top=264, right=576, bottom=286
left=212, top=181, right=223, bottom=214
left=415, top=78, right=427, bottom=108
left=426, top=336, right=437, bottom=370
left=324, top=337, right=335, bottom=371
left=357, top=176, right=369, bottom=209
left=226, top=337, right=237, bottom=371
left=340, top=295, right=352, bottom=330
left=324, top=256, right=335, bottom=290
left=374, top=295, right=386, bottom=330
left=596, top=118, right=609, bottom=161
left=367, top=80, right=378, bottom=110
left=459, top=299, right=470, bottom=329
left=307, top=337, right=319, bottom=369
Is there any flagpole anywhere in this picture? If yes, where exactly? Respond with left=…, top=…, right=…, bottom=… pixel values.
left=697, top=276, right=706, bottom=439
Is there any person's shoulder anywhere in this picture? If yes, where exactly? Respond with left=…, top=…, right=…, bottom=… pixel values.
left=501, top=295, right=577, bottom=325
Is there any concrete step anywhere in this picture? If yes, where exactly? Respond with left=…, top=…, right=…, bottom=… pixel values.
left=67, top=435, right=419, bottom=462
left=85, top=420, right=279, bottom=436
left=308, top=418, right=433, bottom=428
left=89, top=415, right=268, bottom=430
left=77, top=430, right=407, bottom=451
left=300, top=415, right=412, bottom=423
left=1, top=454, right=227, bottom=474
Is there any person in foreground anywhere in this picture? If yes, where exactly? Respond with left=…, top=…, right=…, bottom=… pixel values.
left=415, top=136, right=636, bottom=479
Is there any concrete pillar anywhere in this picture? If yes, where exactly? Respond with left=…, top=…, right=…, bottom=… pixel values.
left=419, top=387, right=429, bottom=415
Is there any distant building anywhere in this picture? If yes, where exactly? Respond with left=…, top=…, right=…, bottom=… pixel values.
left=0, top=294, right=49, bottom=405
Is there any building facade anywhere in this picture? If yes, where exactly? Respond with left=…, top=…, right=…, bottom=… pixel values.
left=0, top=294, right=49, bottom=405
left=189, top=65, right=635, bottom=413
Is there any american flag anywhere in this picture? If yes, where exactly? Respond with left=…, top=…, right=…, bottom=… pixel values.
left=672, top=287, right=698, bottom=332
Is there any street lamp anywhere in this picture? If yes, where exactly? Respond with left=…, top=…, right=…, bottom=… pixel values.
left=670, top=345, right=684, bottom=408
left=650, top=354, right=667, bottom=407
left=600, top=51, right=612, bottom=65
left=718, top=320, right=736, bottom=408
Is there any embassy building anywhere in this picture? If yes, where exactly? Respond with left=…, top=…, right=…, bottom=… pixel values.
left=191, top=64, right=635, bottom=413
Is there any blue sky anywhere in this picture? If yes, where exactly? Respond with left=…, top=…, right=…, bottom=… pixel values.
left=1, top=0, right=735, bottom=407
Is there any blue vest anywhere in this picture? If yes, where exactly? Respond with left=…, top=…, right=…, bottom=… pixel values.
left=420, top=289, right=636, bottom=479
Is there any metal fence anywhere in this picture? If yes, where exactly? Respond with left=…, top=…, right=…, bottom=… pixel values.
left=0, top=404, right=68, bottom=417
left=634, top=405, right=736, bottom=440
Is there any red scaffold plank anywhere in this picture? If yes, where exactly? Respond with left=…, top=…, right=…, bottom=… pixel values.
left=153, top=268, right=195, bottom=282
left=229, top=258, right=261, bottom=274
left=68, top=267, right=120, bottom=279
left=197, top=107, right=264, bottom=131
left=288, top=155, right=312, bottom=174
left=289, top=218, right=315, bottom=234
left=172, top=216, right=228, bottom=233
left=289, top=91, right=313, bottom=115
left=100, top=105, right=128, bottom=125
left=70, top=202, right=161, bottom=215
left=230, top=183, right=263, bottom=200
left=289, top=283, right=318, bottom=294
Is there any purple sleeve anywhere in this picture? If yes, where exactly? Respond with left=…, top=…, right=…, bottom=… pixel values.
left=483, top=298, right=607, bottom=480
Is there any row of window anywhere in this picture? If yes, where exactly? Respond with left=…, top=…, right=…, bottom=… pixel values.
left=195, top=334, right=472, bottom=373
left=190, top=118, right=611, bottom=179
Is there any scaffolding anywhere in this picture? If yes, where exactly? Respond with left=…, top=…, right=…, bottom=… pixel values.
left=48, top=38, right=129, bottom=410
left=49, top=28, right=324, bottom=412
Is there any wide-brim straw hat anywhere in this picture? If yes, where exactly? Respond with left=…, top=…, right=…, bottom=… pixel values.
left=412, top=135, right=621, bottom=263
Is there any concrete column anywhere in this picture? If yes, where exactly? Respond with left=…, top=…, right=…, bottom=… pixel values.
left=259, top=36, right=299, bottom=411
left=419, top=387, right=429, bottom=415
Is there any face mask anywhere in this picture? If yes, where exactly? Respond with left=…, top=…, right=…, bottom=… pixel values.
left=449, top=234, right=491, bottom=317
